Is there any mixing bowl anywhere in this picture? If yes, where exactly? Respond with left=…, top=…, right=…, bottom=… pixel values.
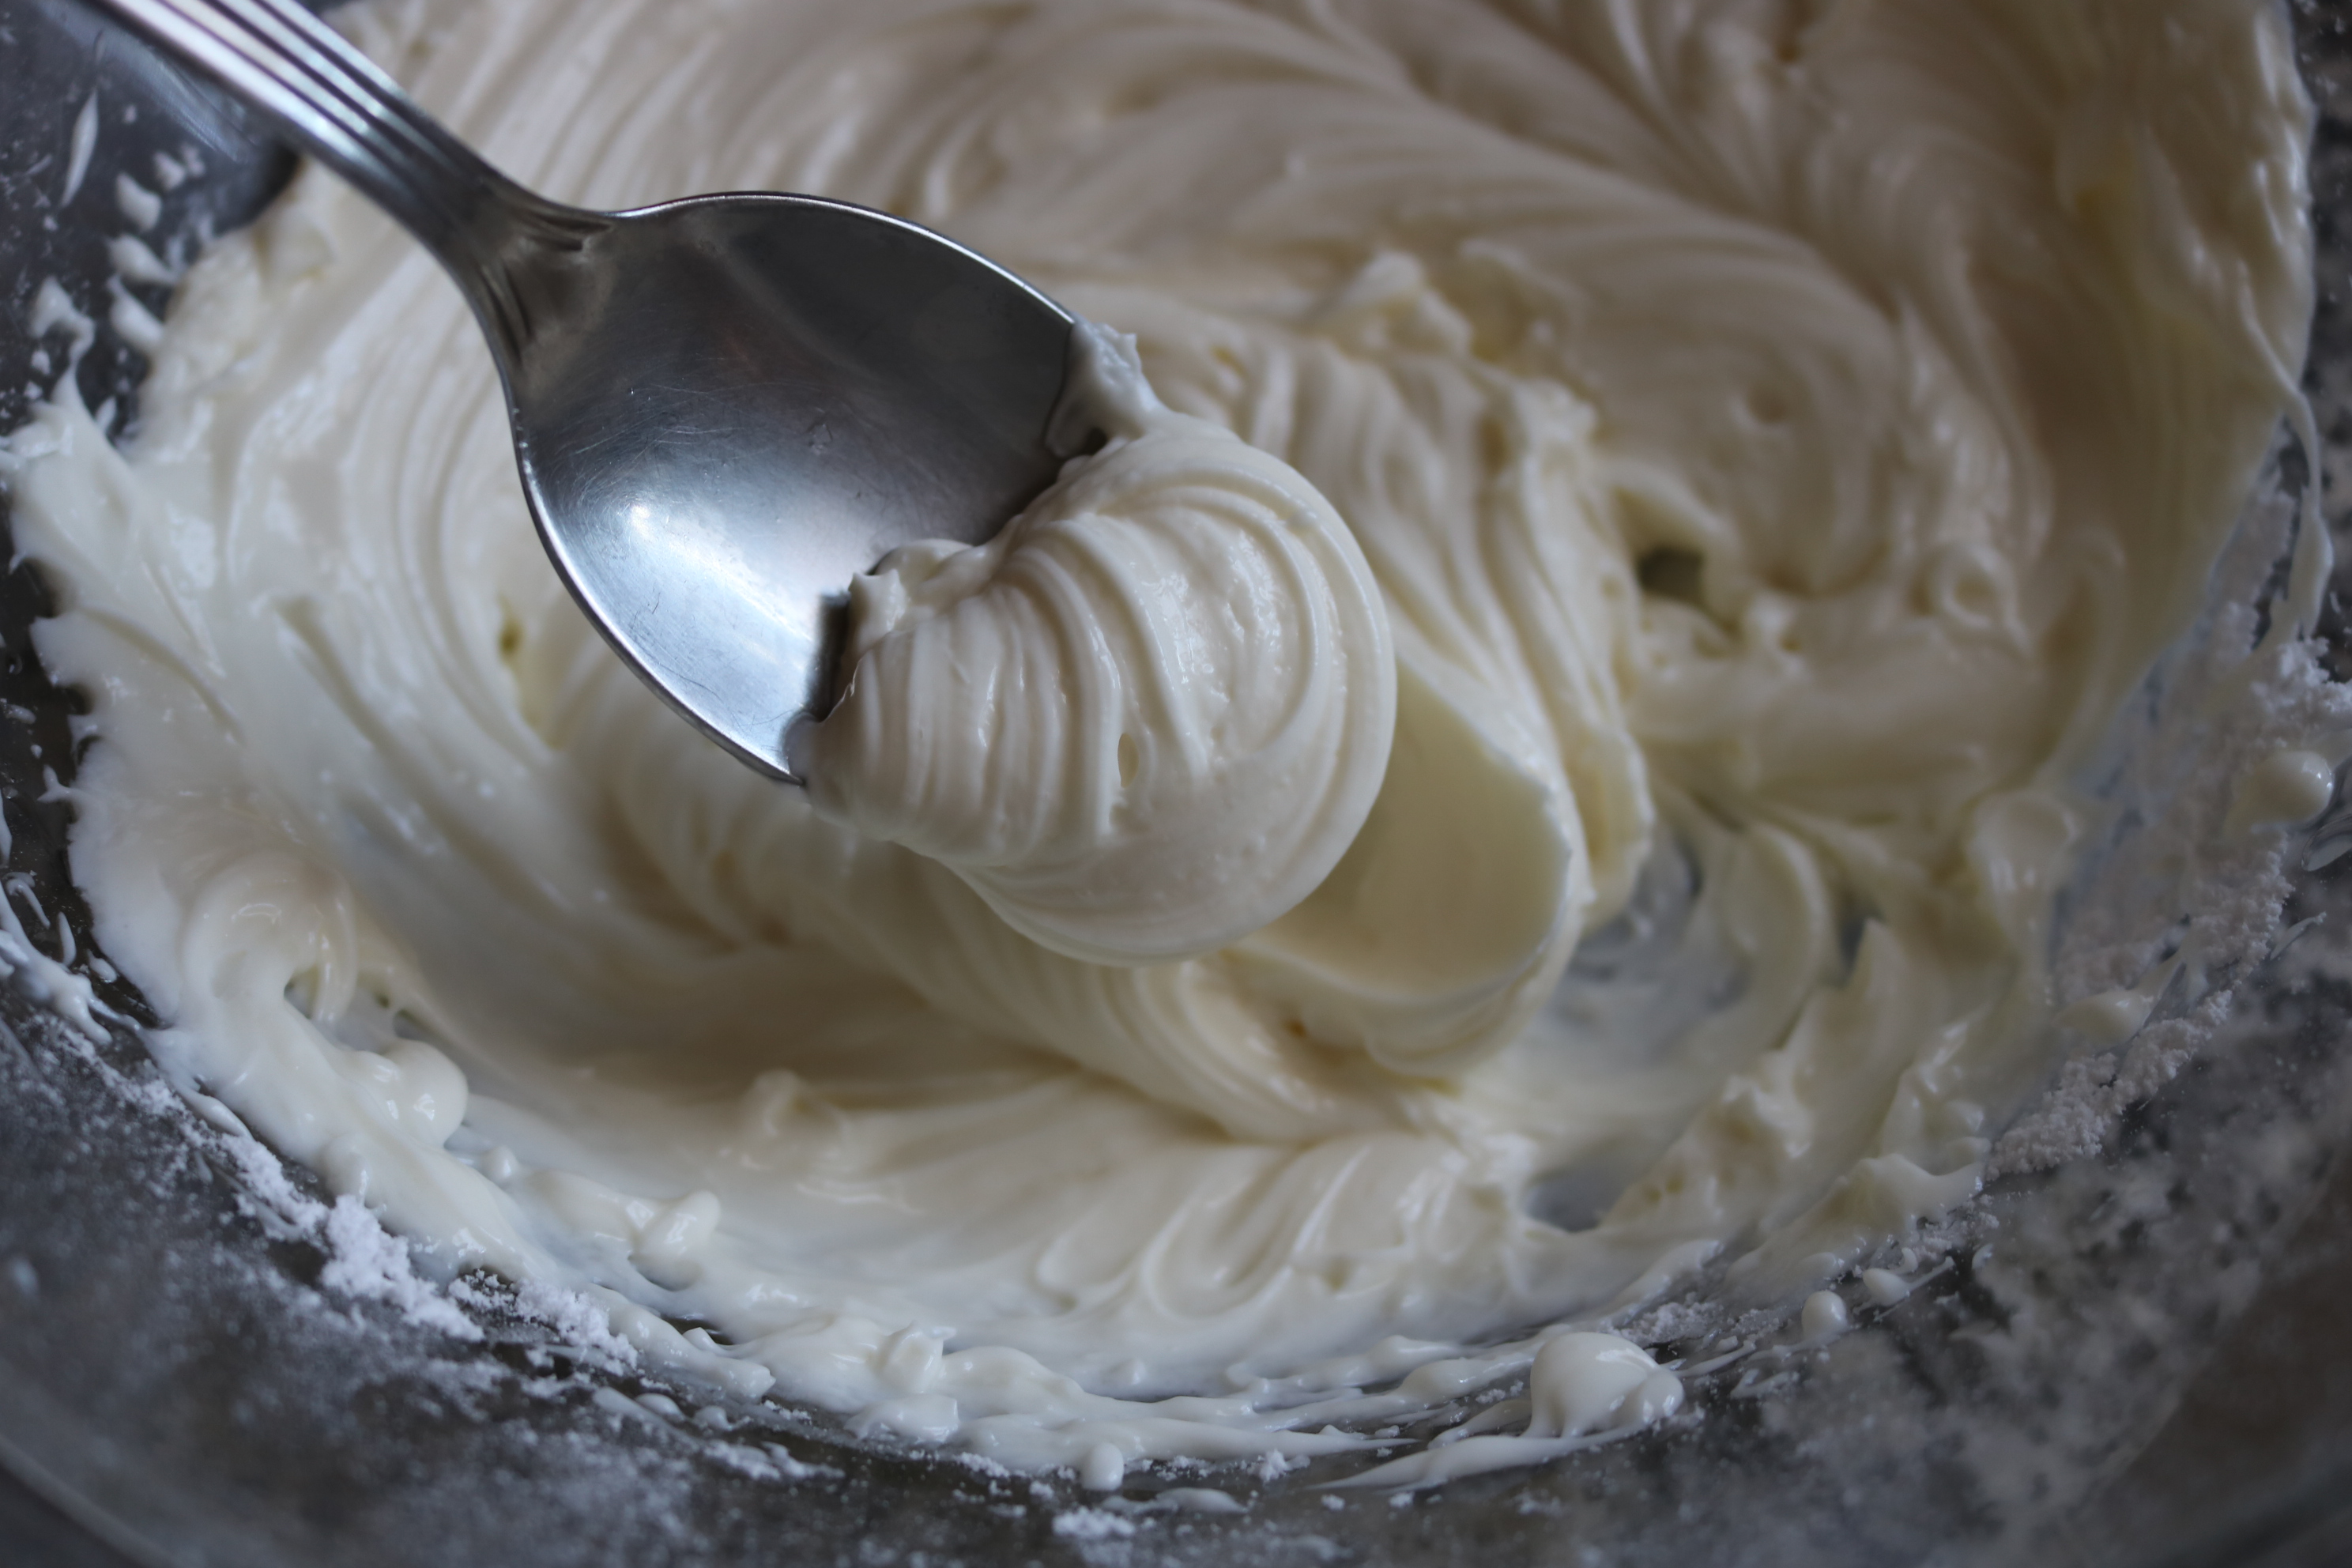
left=3, top=0, right=2351, bottom=1562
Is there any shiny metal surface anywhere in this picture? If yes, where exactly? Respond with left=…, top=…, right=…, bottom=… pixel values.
left=89, top=0, right=1077, bottom=781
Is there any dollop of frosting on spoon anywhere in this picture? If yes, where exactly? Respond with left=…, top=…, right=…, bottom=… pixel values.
left=799, top=324, right=1396, bottom=965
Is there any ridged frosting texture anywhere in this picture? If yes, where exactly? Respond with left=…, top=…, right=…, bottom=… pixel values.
left=801, top=324, right=1396, bottom=965
left=0, top=0, right=2312, bottom=1477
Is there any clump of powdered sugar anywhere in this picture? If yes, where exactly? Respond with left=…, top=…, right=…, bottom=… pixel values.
left=1053, top=1507, right=1139, bottom=1541
left=226, top=1137, right=330, bottom=1237
left=318, top=1193, right=481, bottom=1340
left=510, top=1278, right=643, bottom=1370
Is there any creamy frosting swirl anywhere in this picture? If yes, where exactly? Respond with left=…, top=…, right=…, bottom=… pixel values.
left=801, top=324, right=1396, bottom=964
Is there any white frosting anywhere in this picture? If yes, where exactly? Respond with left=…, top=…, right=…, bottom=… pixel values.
left=1799, top=1289, right=1852, bottom=1342
left=801, top=323, right=1396, bottom=964
left=0, top=0, right=2312, bottom=1483
left=1525, top=1332, right=1684, bottom=1441
left=2057, top=979, right=2168, bottom=1046
left=2225, top=747, right=2338, bottom=834
left=1861, top=1268, right=1913, bottom=1308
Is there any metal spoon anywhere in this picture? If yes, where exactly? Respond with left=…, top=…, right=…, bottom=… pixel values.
left=90, top=0, right=1079, bottom=782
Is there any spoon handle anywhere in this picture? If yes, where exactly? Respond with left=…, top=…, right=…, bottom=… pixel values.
left=87, top=0, right=562, bottom=270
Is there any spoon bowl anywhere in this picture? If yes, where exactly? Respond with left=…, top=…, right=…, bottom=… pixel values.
left=92, top=0, right=1078, bottom=780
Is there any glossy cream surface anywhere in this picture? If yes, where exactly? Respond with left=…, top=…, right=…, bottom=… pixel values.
left=1, top=0, right=2314, bottom=1479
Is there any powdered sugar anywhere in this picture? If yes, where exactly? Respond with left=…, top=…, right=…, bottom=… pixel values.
left=1998, top=466, right=2352, bottom=1179
left=1054, top=1506, right=1139, bottom=1541
left=318, top=1193, right=481, bottom=1340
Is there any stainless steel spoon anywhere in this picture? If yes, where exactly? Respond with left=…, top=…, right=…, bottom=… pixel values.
left=91, top=0, right=1079, bottom=782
